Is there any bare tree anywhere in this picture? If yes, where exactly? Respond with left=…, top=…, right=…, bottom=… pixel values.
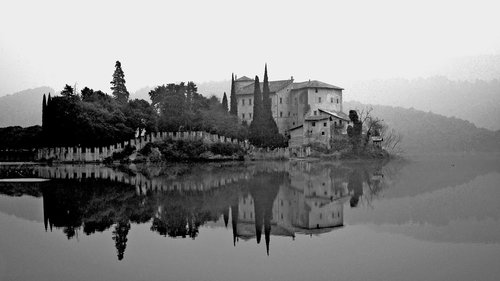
left=352, top=106, right=383, bottom=149
left=381, top=127, right=403, bottom=154
left=350, top=106, right=402, bottom=153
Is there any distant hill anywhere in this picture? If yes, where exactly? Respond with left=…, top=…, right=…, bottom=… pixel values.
left=344, top=101, right=500, bottom=153
left=149, top=77, right=500, bottom=131
left=0, top=87, right=54, bottom=127
left=3, top=85, right=499, bottom=154
left=131, top=86, right=153, bottom=101
left=345, top=77, right=500, bottom=131
left=196, top=80, right=230, bottom=100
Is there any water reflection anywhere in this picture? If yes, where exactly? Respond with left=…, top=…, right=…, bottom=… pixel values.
left=0, top=161, right=390, bottom=260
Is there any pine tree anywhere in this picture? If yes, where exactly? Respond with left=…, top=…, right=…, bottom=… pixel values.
left=186, top=81, right=198, bottom=111
left=112, top=221, right=131, bottom=261
left=222, top=92, right=228, bottom=112
left=229, top=73, right=237, bottom=116
left=60, top=84, right=75, bottom=97
left=110, top=61, right=129, bottom=104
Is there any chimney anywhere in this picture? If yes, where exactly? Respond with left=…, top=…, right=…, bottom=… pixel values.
left=291, top=76, right=294, bottom=82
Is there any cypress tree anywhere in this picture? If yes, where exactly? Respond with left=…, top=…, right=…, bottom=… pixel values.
left=229, top=73, right=237, bottom=116
left=46, top=94, right=52, bottom=145
left=262, top=64, right=279, bottom=136
left=249, top=76, right=263, bottom=146
left=222, top=92, right=228, bottom=112
left=257, top=64, right=282, bottom=148
left=110, top=61, right=129, bottom=104
left=42, top=94, right=47, bottom=131
left=262, top=64, right=272, bottom=119
left=42, top=94, right=47, bottom=145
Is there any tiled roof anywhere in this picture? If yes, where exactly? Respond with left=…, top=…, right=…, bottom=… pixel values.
left=318, top=108, right=350, bottom=121
left=235, top=76, right=254, bottom=82
left=237, top=79, right=293, bottom=95
left=304, top=115, right=330, bottom=121
left=292, top=80, right=344, bottom=91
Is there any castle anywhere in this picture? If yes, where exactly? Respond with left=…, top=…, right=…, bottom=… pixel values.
left=234, top=74, right=351, bottom=147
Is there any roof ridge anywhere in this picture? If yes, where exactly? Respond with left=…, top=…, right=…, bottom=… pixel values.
left=240, top=79, right=293, bottom=91
left=236, top=75, right=254, bottom=81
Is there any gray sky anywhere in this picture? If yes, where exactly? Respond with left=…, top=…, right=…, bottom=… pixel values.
left=1, top=0, right=499, bottom=96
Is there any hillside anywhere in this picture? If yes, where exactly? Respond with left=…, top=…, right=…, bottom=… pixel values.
left=344, top=101, right=500, bottom=153
left=0, top=87, right=54, bottom=127
left=345, top=77, right=500, bottom=130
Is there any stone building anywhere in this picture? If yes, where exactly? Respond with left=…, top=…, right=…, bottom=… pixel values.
left=234, top=75, right=350, bottom=147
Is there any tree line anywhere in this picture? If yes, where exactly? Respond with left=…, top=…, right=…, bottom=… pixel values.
left=2, top=61, right=289, bottom=149
left=39, top=61, right=287, bottom=148
left=39, top=61, right=252, bottom=148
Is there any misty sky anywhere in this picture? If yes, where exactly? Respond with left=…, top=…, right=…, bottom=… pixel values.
left=1, top=0, right=499, bottom=96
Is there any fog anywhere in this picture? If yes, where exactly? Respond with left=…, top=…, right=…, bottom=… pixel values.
left=1, top=0, right=499, bottom=97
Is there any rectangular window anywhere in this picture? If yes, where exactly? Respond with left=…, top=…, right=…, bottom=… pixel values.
left=249, top=113, right=252, bottom=118
left=318, top=97, right=322, bottom=103
left=315, top=88, right=318, bottom=93
left=337, top=98, right=339, bottom=104
left=249, top=98, right=252, bottom=105
left=280, top=97, right=283, bottom=104
left=295, top=98, right=298, bottom=104
left=242, top=99, right=245, bottom=105
left=340, top=120, right=342, bottom=125
left=314, top=110, right=317, bottom=116
left=242, top=113, right=245, bottom=119
left=322, top=131, right=325, bottom=135
left=312, top=122, right=316, bottom=127
left=288, top=112, right=291, bottom=117
left=331, top=97, right=334, bottom=103
left=324, top=122, right=327, bottom=127
left=280, top=111, right=283, bottom=117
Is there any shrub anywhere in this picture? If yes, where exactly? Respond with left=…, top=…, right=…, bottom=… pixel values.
left=308, top=142, right=329, bottom=153
left=210, top=142, right=243, bottom=156
left=110, top=145, right=136, bottom=161
left=139, top=142, right=156, bottom=155
left=330, top=138, right=351, bottom=152
left=157, top=139, right=208, bottom=160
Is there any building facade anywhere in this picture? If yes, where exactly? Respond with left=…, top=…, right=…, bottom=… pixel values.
left=234, top=75, right=350, bottom=147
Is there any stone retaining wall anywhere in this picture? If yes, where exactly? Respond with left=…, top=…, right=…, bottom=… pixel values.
left=35, top=131, right=311, bottom=162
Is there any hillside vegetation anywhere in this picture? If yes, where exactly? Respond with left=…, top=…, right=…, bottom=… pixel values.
left=345, top=77, right=500, bottom=130
left=0, top=87, right=54, bottom=127
left=344, top=101, right=500, bottom=153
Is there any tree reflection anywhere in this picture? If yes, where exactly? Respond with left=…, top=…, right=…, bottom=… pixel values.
left=113, top=221, right=131, bottom=260
left=0, top=160, right=391, bottom=258
left=348, top=170, right=363, bottom=207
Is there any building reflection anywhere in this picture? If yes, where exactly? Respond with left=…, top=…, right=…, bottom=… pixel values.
left=0, top=161, right=388, bottom=259
left=232, top=163, right=351, bottom=255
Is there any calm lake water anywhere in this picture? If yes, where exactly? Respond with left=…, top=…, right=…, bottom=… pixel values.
left=0, top=155, right=499, bottom=281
